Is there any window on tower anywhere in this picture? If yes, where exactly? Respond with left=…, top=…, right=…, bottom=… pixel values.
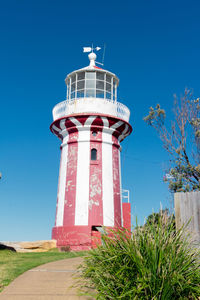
left=92, top=131, right=97, bottom=136
left=91, top=148, right=97, bottom=161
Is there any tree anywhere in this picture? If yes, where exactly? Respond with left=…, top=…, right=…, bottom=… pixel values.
left=144, top=89, right=200, bottom=192
left=146, top=208, right=170, bottom=225
left=145, top=208, right=175, bottom=231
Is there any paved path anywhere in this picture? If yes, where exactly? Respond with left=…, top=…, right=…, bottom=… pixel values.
left=0, top=257, right=94, bottom=300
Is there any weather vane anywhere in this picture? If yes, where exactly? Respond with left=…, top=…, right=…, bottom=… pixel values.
left=83, top=45, right=101, bottom=53
left=83, top=44, right=106, bottom=66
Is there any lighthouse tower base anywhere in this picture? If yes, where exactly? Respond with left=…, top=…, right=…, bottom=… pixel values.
left=52, top=203, right=131, bottom=251
left=52, top=226, right=92, bottom=251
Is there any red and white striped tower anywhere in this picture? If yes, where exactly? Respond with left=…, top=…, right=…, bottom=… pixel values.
left=51, top=50, right=132, bottom=250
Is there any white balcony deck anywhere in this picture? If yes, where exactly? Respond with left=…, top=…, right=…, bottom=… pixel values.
left=52, top=98, right=130, bottom=123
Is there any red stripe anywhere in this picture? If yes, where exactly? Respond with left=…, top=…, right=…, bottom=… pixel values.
left=88, top=130, right=103, bottom=226
left=122, top=203, right=131, bottom=230
left=63, top=131, right=79, bottom=226
left=55, top=147, right=63, bottom=226
left=112, top=135, right=122, bottom=226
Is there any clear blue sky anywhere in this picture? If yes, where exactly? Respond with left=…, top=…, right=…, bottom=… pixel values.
left=1, top=0, right=200, bottom=241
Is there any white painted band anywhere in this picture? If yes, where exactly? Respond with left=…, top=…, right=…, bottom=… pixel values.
left=56, top=134, right=69, bottom=226
left=118, top=148, right=123, bottom=226
left=74, top=116, right=96, bottom=225
left=101, top=117, right=114, bottom=226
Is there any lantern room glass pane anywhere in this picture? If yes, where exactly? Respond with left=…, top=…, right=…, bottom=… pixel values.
left=71, top=91, right=75, bottom=99
left=106, top=74, right=111, bottom=83
left=113, top=86, right=115, bottom=100
left=86, top=72, right=95, bottom=79
left=86, top=80, right=95, bottom=89
left=77, top=90, right=84, bottom=98
left=96, top=72, right=104, bottom=80
left=106, top=92, right=111, bottom=99
left=71, top=83, right=75, bottom=92
left=78, top=72, right=85, bottom=80
left=86, top=89, right=95, bottom=97
left=106, top=82, right=111, bottom=92
left=96, top=89, right=104, bottom=98
left=96, top=80, right=104, bottom=90
left=77, top=80, right=84, bottom=90
left=71, top=74, right=76, bottom=83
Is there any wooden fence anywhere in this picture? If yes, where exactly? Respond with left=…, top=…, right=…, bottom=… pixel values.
left=174, top=191, right=200, bottom=246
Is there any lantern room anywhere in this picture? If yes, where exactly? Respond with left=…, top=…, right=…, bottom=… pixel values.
left=52, top=52, right=130, bottom=123
left=65, top=68, right=119, bottom=101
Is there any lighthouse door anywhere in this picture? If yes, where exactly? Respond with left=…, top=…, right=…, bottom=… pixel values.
left=91, top=226, right=104, bottom=249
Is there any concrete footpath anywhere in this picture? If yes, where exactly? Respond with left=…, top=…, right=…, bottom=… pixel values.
left=0, top=257, right=94, bottom=300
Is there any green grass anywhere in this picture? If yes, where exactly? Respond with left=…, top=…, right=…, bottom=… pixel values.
left=80, top=216, right=200, bottom=299
left=0, top=248, right=86, bottom=292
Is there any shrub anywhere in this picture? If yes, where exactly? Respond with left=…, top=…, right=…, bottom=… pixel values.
left=80, top=216, right=200, bottom=299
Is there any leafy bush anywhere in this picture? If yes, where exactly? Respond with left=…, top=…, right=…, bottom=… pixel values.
left=80, top=216, right=200, bottom=299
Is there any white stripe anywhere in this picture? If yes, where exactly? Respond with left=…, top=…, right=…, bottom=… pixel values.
left=119, top=148, right=123, bottom=226
left=101, top=117, right=114, bottom=226
left=110, top=120, right=123, bottom=130
left=69, top=117, right=82, bottom=127
left=84, top=116, right=96, bottom=126
left=75, top=117, right=95, bottom=225
left=101, top=116, right=109, bottom=127
left=60, top=119, right=66, bottom=130
left=52, top=124, right=60, bottom=133
left=118, top=124, right=129, bottom=142
left=56, top=134, right=69, bottom=226
left=59, top=119, right=68, bottom=139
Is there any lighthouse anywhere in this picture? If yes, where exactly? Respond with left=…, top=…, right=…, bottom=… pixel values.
left=50, top=48, right=132, bottom=250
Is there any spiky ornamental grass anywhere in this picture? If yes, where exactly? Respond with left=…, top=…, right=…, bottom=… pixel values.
left=80, top=216, right=200, bottom=299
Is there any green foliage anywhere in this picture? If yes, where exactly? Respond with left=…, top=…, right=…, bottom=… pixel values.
left=80, top=216, right=200, bottom=299
left=145, top=208, right=175, bottom=229
left=0, top=249, right=86, bottom=292
left=143, top=89, right=200, bottom=192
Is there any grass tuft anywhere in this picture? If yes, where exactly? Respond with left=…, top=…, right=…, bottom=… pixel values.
left=80, top=216, right=200, bottom=299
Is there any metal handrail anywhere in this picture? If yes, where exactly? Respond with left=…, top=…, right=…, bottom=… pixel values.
left=52, top=98, right=130, bottom=123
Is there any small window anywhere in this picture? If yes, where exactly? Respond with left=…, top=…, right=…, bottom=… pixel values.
left=91, top=148, right=97, bottom=160
left=92, top=131, right=97, bottom=136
